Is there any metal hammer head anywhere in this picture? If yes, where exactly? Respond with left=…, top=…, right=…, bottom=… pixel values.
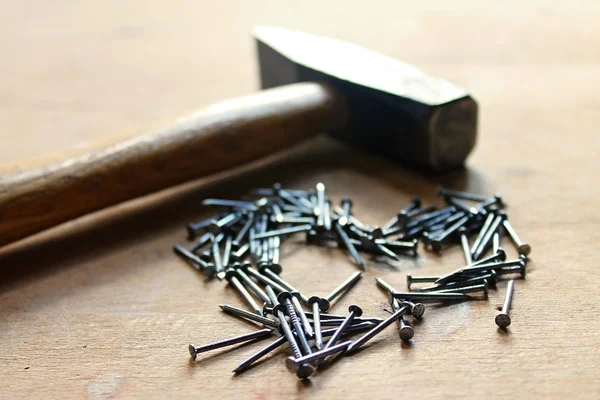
left=255, top=26, right=478, bottom=172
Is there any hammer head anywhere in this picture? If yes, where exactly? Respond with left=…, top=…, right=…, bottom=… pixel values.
left=255, top=27, right=478, bottom=172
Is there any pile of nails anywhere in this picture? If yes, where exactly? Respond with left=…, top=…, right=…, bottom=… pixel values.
left=174, top=183, right=531, bottom=379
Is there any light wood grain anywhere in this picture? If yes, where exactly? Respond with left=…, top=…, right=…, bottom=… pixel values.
left=0, top=1, right=599, bottom=399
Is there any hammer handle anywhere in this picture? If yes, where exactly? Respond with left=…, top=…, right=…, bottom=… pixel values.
left=0, top=82, right=348, bottom=248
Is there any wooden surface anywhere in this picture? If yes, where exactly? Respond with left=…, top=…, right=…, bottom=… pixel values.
left=1, top=1, right=599, bottom=399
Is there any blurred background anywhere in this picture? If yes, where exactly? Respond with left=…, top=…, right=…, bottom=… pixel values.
left=1, top=1, right=598, bottom=168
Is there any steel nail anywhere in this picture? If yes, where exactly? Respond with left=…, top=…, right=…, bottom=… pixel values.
left=391, top=292, right=474, bottom=302
left=173, top=245, right=215, bottom=277
left=286, top=341, right=351, bottom=378
left=190, top=232, right=214, bottom=253
left=232, top=335, right=287, bottom=374
left=189, top=328, right=273, bottom=361
left=472, top=212, right=506, bottom=261
left=292, top=294, right=314, bottom=337
left=470, top=212, right=496, bottom=254
left=346, top=305, right=408, bottom=354
left=219, top=304, right=280, bottom=329
left=272, top=302, right=314, bottom=378
left=405, top=274, right=440, bottom=290
left=392, top=299, right=414, bottom=341
left=307, top=296, right=330, bottom=350
left=253, top=224, right=313, bottom=240
left=503, top=220, right=531, bottom=256
left=335, top=223, right=366, bottom=270
left=326, top=271, right=363, bottom=304
left=459, top=227, right=472, bottom=265
left=224, top=270, right=263, bottom=315
left=278, top=292, right=312, bottom=355
left=324, top=305, right=363, bottom=350
left=496, top=280, right=515, bottom=328
left=438, top=187, right=488, bottom=202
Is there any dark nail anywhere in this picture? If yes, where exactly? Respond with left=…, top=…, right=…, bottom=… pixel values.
left=503, top=220, right=531, bottom=256
left=496, top=280, right=515, bottom=328
left=346, top=305, right=408, bottom=353
left=326, top=271, right=363, bottom=304
left=219, top=304, right=280, bottom=329
left=189, top=328, right=273, bottom=361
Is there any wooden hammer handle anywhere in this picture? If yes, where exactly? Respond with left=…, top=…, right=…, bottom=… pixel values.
left=0, top=82, right=348, bottom=248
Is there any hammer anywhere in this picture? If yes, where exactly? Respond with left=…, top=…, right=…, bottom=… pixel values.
left=0, top=27, right=477, bottom=249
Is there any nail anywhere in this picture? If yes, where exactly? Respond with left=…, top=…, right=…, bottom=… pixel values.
left=253, top=224, right=313, bottom=240
left=224, top=270, right=263, bottom=315
left=229, top=266, right=271, bottom=304
left=346, top=305, right=408, bottom=353
left=286, top=341, right=351, bottom=378
left=374, top=238, right=418, bottom=257
left=405, top=274, right=440, bottom=289
left=326, top=271, right=363, bottom=304
left=323, top=200, right=332, bottom=231
left=308, top=296, right=330, bottom=350
left=209, top=212, right=244, bottom=234
left=472, top=212, right=506, bottom=261
left=470, top=213, right=496, bottom=255
left=273, top=183, right=313, bottom=214
left=233, top=213, right=255, bottom=245
left=272, top=302, right=314, bottom=378
left=435, top=280, right=489, bottom=297
left=324, top=305, right=363, bottom=350
left=496, top=280, right=515, bottom=328
left=391, top=292, right=474, bottom=302
left=444, top=197, right=480, bottom=216
left=241, top=264, right=288, bottom=294
left=222, top=235, right=233, bottom=267
left=264, top=285, right=279, bottom=305
left=476, top=194, right=504, bottom=211
left=420, top=210, right=457, bottom=230
left=373, top=242, right=401, bottom=260
left=503, top=220, right=531, bottom=256
left=173, top=245, right=215, bottom=277
left=401, top=300, right=426, bottom=319
left=492, top=232, right=501, bottom=255
left=459, top=227, right=472, bottom=265
left=335, top=223, right=366, bottom=270
left=202, top=199, right=259, bottom=211
left=232, top=323, right=373, bottom=374
left=259, top=267, right=309, bottom=305
left=190, top=232, right=214, bottom=253
left=392, top=299, right=414, bottom=341
left=189, top=328, right=273, bottom=360
left=406, top=206, right=455, bottom=230
left=337, top=198, right=353, bottom=226
left=219, top=304, right=280, bottom=329
left=271, top=236, right=281, bottom=264
left=315, top=182, right=325, bottom=218
left=270, top=202, right=284, bottom=223
left=383, top=198, right=421, bottom=231
left=495, top=263, right=527, bottom=279
left=277, top=292, right=312, bottom=355
left=418, top=272, right=497, bottom=292
left=428, top=215, right=471, bottom=252
left=212, top=233, right=225, bottom=273
left=186, top=216, right=217, bottom=239
left=292, top=294, right=314, bottom=337
left=438, top=187, right=488, bottom=202
left=445, top=258, right=524, bottom=281
left=398, top=316, right=414, bottom=342
left=232, top=335, right=287, bottom=374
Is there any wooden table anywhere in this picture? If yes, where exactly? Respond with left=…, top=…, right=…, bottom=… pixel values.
left=1, top=2, right=598, bottom=399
